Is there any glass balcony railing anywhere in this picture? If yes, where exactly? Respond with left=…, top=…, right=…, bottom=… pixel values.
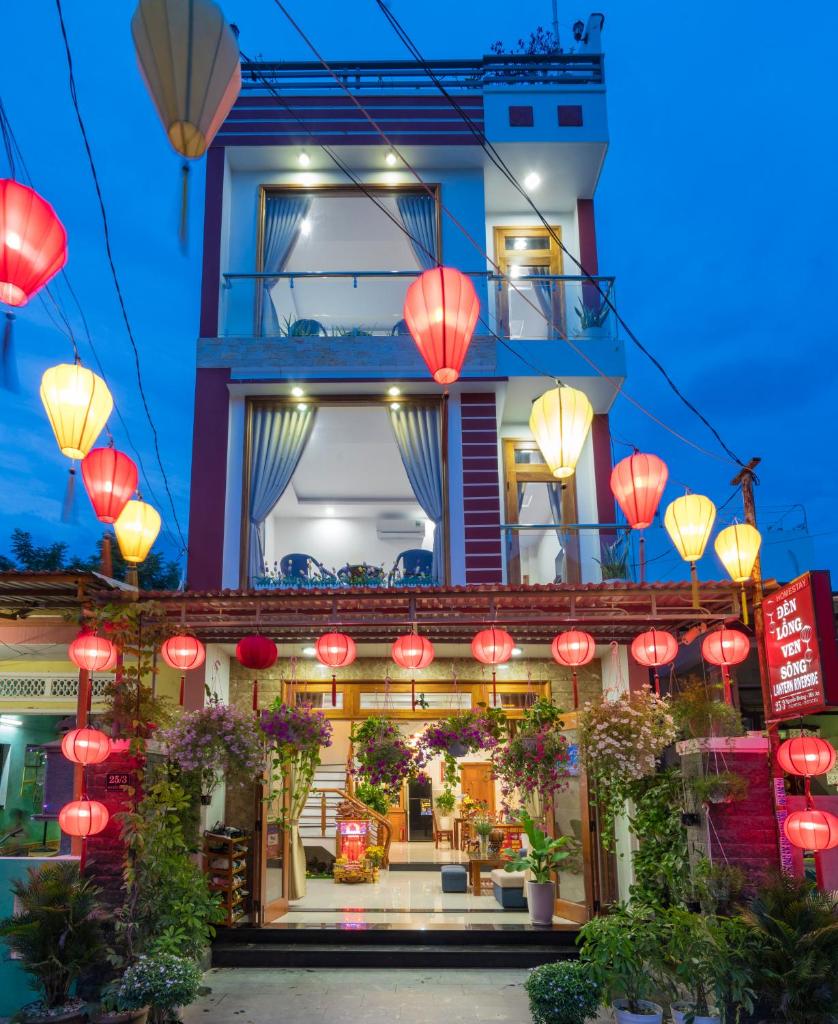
left=501, top=523, right=632, bottom=586
left=220, top=271, right=618, bottom=343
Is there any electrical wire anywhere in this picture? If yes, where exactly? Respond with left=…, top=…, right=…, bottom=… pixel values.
left=53, top=0, right=188, bottom=554
left=373, top=0, right=747, bottom=469
left=264, top=1, right=736, bottom=465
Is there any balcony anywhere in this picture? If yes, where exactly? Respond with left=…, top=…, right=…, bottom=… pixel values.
left=220, top=270, right=618, bottom=344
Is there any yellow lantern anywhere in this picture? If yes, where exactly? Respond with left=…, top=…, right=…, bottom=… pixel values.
left=529, top=385, right=593, bottom=479
left=40, top=363, right=113, bottom=460
left=131, top=0, right=241, bottom=160
left=664, top=493, right=716, bottom=608
left=714, top=522, right=761, bottom=625
left=114, top=499, right=161, bottom=564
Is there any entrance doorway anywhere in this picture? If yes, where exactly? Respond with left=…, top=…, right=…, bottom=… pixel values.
left=494, top=224, right=565, bottom=339
left=459, top=762, right=495, bottom=815
left=407, top=778, right=434, bottom=841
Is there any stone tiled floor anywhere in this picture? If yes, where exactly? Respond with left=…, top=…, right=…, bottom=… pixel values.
left=182, top=967, right=612, bottom=1023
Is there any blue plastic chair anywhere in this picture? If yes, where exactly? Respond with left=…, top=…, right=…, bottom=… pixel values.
left=391, top=318, right=409, bottom=335
left=289, top=318, right=325, bottom=337
left=389, top=548, right=434, bottom=585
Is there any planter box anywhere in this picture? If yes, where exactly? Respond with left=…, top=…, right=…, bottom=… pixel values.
left=676, top=734, right=768, bottom=756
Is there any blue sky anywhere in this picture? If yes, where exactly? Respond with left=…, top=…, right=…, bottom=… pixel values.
left=0, top=1, right=836, bottom=582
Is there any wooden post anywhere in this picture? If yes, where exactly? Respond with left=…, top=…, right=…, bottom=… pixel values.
left=70, top=668, right=91, bottom=860
left=561, top=480, right=581, bottom=584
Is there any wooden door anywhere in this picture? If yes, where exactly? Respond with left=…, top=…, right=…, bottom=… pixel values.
left=493, top=225, right=565, bottom=339
left=460, top=762, right=496, bottom=816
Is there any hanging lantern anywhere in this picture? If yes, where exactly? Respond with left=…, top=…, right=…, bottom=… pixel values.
left=316, top=632, right=357, bottom=707
left=783, top=808, right=838, bottom=852
left=40, top=364, right=113, bottom=460
left=777, top=736, right=836, bottom=778
left=631, top=628, right=678, bottom=694
left=701, top=628, right=750, bottom=703
left=114, top=499, right=161, bottom=564
left=472, top=626, right=514, bottom=704
left=131, top=0, right=241, bottom=160
left=58, top=799, right=109, bottom=838
left=551, top=629, right=595, bottom=708
left=161, top=634, right=206, bottom=706
left=529, top=384, right=593, bottom=480
left=392, top=634, right=435, bottom=710
left=236, top=634, right=278, bottom=712
left=61, top=727, right=111, bottom=766
left=403, top=266, right=479, bottom=385
left=714, top=523, right=762, bottom=625
left=80, top=447, right=138, bottom=524
left=664, top=494, right=716, bottom=608
left=609, top=452, right=668, bottom=582
left=0, top=179, right=67, bottom=307
left=68, top=629, right=117, bottom=673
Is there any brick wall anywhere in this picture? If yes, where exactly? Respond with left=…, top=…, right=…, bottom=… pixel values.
left=460, top=393, right=504, bottom=584
left=84, top=750, right=143, bottom=907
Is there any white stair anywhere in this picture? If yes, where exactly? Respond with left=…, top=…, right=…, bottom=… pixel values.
left=300, top=764, right=347, bottom=850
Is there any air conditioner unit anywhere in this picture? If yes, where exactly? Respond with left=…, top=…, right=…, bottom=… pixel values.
left=376, top=515, right=425, bottom=541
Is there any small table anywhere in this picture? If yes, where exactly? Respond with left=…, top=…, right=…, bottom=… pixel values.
left=468, top=857, right=500, bottom=896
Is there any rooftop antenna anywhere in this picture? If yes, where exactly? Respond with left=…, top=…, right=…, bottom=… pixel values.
left=551, top=0, right=561, bottom=51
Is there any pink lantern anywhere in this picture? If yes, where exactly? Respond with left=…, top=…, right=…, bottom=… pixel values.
left=551, top=630, right=595, bottom=708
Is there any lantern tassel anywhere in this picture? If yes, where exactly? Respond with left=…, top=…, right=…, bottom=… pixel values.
left=572, top=670, right=579, bottom=710
left=178, top=161, right=190, bottom=249
left=690, top=562, right=700, bottom=609
left=722, top=666, right=732, bottom=705
left=331, top=674, right=337, bottom=707
left=411, top=678, right=416, bottom=712
left=0, top=313, right=18, bottom=392
left=653, top=670, right=660, bottom=696
left=179, top=675, right=185, bottom=707
left=252, top=678, right=258, bottom=713
left=61, top=464, right=77, bottom=524
left=492, top=670, right=497, bottom=706
left=740, top=582, right=750, bottom=626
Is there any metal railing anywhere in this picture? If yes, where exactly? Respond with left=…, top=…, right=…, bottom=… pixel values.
left=221, top=270, right=617, bottom=342
left=241, top=54, right=605, bottom=93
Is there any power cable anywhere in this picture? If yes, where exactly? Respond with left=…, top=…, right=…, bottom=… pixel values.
left=373, top=0, right=746, bottom=468
left=53, top=0, right=188, bottom=553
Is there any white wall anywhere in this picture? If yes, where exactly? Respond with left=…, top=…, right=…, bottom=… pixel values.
left=600, top=644, right=637, bottom=900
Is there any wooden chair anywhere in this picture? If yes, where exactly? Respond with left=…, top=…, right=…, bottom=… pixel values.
left=433, top=810, right=454, bottom=849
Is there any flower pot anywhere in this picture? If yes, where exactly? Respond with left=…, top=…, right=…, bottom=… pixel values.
left=447, top=740, right=468, bottom=758
left=671, top=1003, right=720, bottom=1024
left=20, top=1000, right=88, bottom=1024
left=526, top=880, right=555, bottom=926
left=438, top=815, right=452, bottom=830
left=200, top=794, right=212, bottom=806
left=613, top=1000, right=664, bottom=1024
left=93, top=1009, right=151, bottom=1024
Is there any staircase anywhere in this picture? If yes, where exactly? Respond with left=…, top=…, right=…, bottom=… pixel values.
left=299, top=763, right=347, bottom=856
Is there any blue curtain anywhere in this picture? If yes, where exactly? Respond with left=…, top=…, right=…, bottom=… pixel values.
left=390, top=404, right=444, bottom=581
left=396, top=193, right=437, bottom=270
left=248, top=406, right=316, bottom=582
left=260, top=195, right=312, bottom=335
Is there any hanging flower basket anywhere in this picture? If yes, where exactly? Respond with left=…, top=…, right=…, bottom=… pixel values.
left=492, top=727, right=573, bottom=803
left=259, top=701, right=333, bottom=827
left=419, top=708, right=505, bottom=759
left=351, top=717, right=423, bottom=802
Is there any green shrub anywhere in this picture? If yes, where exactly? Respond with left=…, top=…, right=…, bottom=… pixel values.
left=525, top=961, right=602, bottom=1024
left=670, top=676, right=745, bottom=739
left=435, top=788, right=456, bottom=814
left=117, top=953, right=202, bottom=1021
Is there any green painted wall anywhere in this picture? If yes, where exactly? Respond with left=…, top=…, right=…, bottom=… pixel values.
left=0, top=716, right=63, bottom=848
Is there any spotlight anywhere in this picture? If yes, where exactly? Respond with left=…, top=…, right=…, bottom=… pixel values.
left=387, top=386, right=401, bottom=397
left=524, top=171, right=541, bottom=191
left=291, top=386, right=305, bottom=397
left=390, top=402, right=401, bottom=411
left=298, top=151, right=311, bottom=167
left=385, top=150, right=398, bottom=167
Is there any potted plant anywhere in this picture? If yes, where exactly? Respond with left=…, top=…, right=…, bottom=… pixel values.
left=260, top=699, right=334, bottom=826
left=670, top=677, right=745, bottom=740
left=420, top=708, right=505, bottom=760
left=92, top=981, right=150, bottom=1024
left=574, top=299, right=611, bottom=339
left=503, top=811, right=571, bottom=926
left=112, top=954, right=202, bottom=1024
left=435, top=788, right=456, bottom=829
left=579, top=901, right=665, bottom=1023
left=159, top=697, right=265, bottom=802
left=350, top=717, right=420, bottom=802
left=595, top=536, right=630, bottom=582
left=362, top=844, right=386, bottom=881
left=525, top=960, right=603, bottom=1024
left=690, top=771, right=748, bottom=806
left=354, top=782, right=391, bottom=817
left=0, top=862, right=106, bottom=1024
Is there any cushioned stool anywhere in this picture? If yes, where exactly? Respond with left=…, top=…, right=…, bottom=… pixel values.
left=441, top=864, right=468, bottom=893
left=491, top=868, right=528, bottom=908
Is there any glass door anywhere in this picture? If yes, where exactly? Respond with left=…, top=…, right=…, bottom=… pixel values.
left=494, top=225, right=565, bottom=339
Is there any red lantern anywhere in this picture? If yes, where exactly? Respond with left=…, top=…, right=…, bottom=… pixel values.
left=161, top=635, right=206, bottom=706
left=631, top=629, right=678, bottom=694
left=0, top=179, right=67, bottom=307
left=236, top=634, right=278, bottom=712
left=58, top=799, right=109, bottom=838
left=392, top=634, right=435, bottom=710
left=316, top=632, right=357, bottom=707
left=61, top=727, right=111, bottom=766
left=551, top=630, right=595, bottom=709
left=472, top=626, right=514, bottom=704
left=777, top=737, right=836, bottom=778
left=783, top=808, right=838, bottom=852
left=80, top=447, right=138, bottom=524
left=609, top=452, right=668, bottom=582
left=701, top=628, right=750, bottom=704
left=403, top=266, right=480, bottom=385
left=68, top=630, right=117, bottom=673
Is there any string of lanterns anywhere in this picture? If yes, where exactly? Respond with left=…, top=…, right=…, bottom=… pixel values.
left=777, top=736, right=838, bottom=852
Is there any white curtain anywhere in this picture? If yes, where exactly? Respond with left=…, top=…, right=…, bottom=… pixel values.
left=390, top=404, right=444, bottom=582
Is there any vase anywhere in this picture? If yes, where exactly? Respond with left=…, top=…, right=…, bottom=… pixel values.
left=526, top=880, right=555, bottom=926
left=613, top=1000, right=664, bottom=1024
left=671, top=1004, right=720, bottom=1024
left=478, top=835, right=489, bottom=858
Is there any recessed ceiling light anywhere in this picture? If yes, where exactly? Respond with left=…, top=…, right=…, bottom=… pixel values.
left=299, top=217, right=312, bottom=236
left=523, top=171, right=541, bottom=191
left=390, top=402, right=401, bottom=411
left=291, top=386, right=305, bottom=397
left=298, top=151, right=311, bottom=167
left=387, top=386, right=401, bottom=397
left=511, top=647, right=523, bottom=657
left=303, top=646, right=316, bottom=657
left=385, top=150, right=398, bottom=167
